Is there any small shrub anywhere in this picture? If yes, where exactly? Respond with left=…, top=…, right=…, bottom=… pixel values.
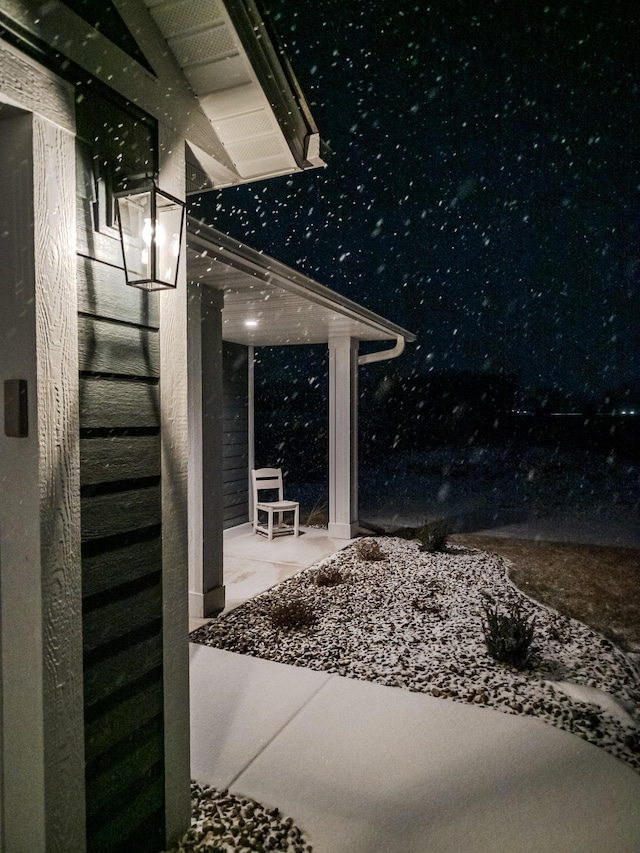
left=412, top=596, right=441, bottom=616
left=303, top=498, right=329, bottom=528
left=417, top=519, right=451, bottom=553
left=270, top=598, right=316, bottom=630
left=482, top=604, right=536, bottom=669
left=355, top=539, right=387, bottom=561
left=314, top=565, right=344, bottom=587
left=547, top=614, right=572, bottom=644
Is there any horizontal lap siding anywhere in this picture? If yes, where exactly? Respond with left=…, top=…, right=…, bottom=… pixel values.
left=77, top=146, right=165, bottom=853
left=222, top=343, right=249, bottom=529
left=81, top=486, right=162, bottom=540
left=81, top=436, right=161, bottom=484
left=80, top=378, right=160, bottom=429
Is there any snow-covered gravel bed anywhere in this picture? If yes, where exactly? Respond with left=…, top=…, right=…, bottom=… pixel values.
left=191, top=537, right=640, bottom=773
left=164, top=783, right=312, bottom=852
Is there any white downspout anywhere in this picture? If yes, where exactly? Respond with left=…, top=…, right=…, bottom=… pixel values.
left=357, top=335, right=406, bottom=366
left=248, top=346, right=255, bottom=522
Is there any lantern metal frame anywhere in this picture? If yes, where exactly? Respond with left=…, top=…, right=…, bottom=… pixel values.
left=114, top=182, right=186, bottom=291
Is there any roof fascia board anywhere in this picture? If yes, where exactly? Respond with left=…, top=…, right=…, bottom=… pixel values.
left=187, top=218, right=416, bottom=342
left=225, top=0, right=325, bottom=170
left=1, top=0, right=240, bottom=177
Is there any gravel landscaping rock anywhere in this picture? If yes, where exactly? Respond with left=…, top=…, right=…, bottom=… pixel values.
left=191, top=537, right=640, bottom=773
left=164, top=783, right=312, bottom=852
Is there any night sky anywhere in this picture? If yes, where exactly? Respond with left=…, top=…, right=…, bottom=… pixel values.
left=190, top=0, right=640, bottom=404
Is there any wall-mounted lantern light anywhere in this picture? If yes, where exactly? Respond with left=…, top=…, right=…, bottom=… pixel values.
left=115, top=183, right=186, bottom=290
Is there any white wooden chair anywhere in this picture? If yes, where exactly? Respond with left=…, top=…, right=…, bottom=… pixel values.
left=251, top=467, right=299, bottom=540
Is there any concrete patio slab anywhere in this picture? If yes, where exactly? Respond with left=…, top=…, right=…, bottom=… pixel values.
left=221, top=556, right=312, bottom=613
left=189, top=525, right=358, bottom=631
left=223, top=523, right=357, bottom=566
left=190, top=645, right=640, bottom=853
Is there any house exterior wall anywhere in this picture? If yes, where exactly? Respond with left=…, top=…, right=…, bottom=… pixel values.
left=0, top=26, right=190, bottom=853
left=76, top=138, right=167, bottom=851
left=0, top=53, right=84, bottom=851
left=222, top=342, right=250, bottom=529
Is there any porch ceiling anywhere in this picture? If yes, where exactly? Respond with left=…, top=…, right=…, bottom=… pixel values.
left=187, top=220, right=416, bottom=348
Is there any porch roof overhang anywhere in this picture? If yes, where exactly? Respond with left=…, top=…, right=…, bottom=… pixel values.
left=141, top=0, right=326, bottom=191
left=2, top=0, right=325, bottom=189
left=186, top=218, right=416, bottom=349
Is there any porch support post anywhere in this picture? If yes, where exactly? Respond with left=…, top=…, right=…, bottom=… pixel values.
left=248, top=346, right=255, bottom=520
left=0, top=107, right=84, bottom=850
left=188, top=284, right=225, bottom=617
left=158, top=124, right=191, bottom=845
left=328, top=336, right=359, bottom=538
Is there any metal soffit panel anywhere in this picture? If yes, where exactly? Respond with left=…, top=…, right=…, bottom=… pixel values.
left=186, top=241, right=413, bottom=348
left=143, top=0, right=298, bottom=182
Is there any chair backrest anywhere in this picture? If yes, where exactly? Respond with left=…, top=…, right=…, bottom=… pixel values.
left=251, top=467, right=284, bottom=505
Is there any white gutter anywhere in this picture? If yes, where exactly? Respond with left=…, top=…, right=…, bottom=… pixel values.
left=187, top=219, right=416, bottom=345
left=357, top=335, right=406, bottom=366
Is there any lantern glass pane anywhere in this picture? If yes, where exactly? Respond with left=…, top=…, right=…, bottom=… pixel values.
left=117, top=190, right=152, bottom=284
left=155, top=193, right=184, bottom=286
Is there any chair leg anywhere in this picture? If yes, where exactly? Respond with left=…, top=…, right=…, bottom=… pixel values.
left=268, top=510, right=273, bottom=541
left=294, top=506, right=299, bottom=537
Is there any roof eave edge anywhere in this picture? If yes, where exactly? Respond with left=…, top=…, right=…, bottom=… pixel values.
left=186, top=217, right=416, bottom=343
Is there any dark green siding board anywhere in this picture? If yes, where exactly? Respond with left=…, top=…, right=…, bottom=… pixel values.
left=223, top=477, right=248, bottom=496
left=78, top=134, right=166, bottom=852
left=82, top=486, right=161, bottom=541
left=222, top=444, right=249, bottom=467
left=222, top=448, right=247, bottom=464
left=77, top=255, right=159, bottom=328
left=86, top=729, right=164, bottom=818
left=85, top=681, right=163, bottom=760
left=80, top=378, right=160, bottom=429
left=223, top=504, right=243, bottom=521
left=222, top=430, right=248, bottom=446
left=119, top=807, right=166, bottom=853
left=222, top=342, right=249, bottom=529
left=86, top=775, right=165, bottom=853
left=223, top=509, right=249, bottom=527
left=223, top=491, right=247, bottom=509
left=223, top=407, right=246, bottom=419
left=83, top=583, right=162, bottom=652
left=80, top=436, right=161, bottom=485
left=222, top=466, right=247, bottom=484
left=83, top=632, right=163, bottom=708
left=77, top=212, right=124, bottom=269
left=223, top=505, right=246, bottom=524
left=82, top=535, right=161, bottom=597
left=222, top=457, right=247, bottom=472
left=78, top=315, right=160, bottom=377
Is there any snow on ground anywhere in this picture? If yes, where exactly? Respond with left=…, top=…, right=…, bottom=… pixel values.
left=191, top=536, right=640, bottom=775
left=292, top=444, right=640, bottom=544
left=358, top=444, right=640, bottom=533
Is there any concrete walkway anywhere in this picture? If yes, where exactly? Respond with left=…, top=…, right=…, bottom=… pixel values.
left=190, top=645, right=640, bottom=853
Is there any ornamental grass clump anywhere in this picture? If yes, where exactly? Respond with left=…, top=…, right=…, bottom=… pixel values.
left=482, top=603, right=537, bottom=669
left=270, top=598, right=316, bottom=630
left=314, top=565, right=344, bottom=587
left=417, top=519, right=452, bottom=553
left=355, top=538, right=387, bottom=561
